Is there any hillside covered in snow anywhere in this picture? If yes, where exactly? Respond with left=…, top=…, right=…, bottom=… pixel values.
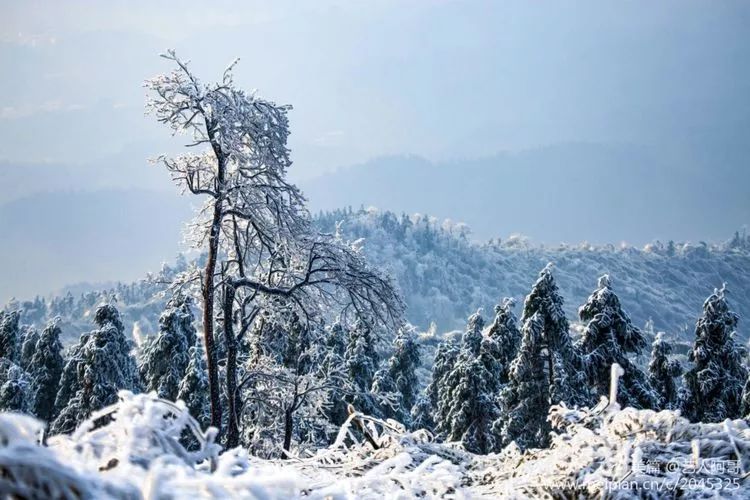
left=6, top=208, right=750, bottom=350
left=317, top=208, right=750, bottom=342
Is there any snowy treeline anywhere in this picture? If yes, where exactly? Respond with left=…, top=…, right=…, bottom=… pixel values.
left=3, top=263, right=749, bottom=457
left=317, top=208, right=750, bottom=339
left=7, top=211, right=749, bottom=349
left=412, top=266, right=750, bottom=454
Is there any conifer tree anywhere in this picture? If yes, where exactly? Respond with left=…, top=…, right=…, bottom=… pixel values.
left=647, top=332, right=682, bottom=410
left=372, top=326, right=421, bottom=425
left=51, top=304, right=140, bottom=434
left=485, top=297, right=521, bottom=385
left=0, top=358, right=32, bottom=413
left=177, top=342, right=211, bottom=430
left=495, top=265, right=586, bottom=450
left=321, top=321, right=349, bottom=428
left=411, top=337, right=459, bottom=432
left=437, top=311, right=501, bottom=453
left=576, top=275, right=657, bottom=409
left=345, top=317, right=380, bottom=415
left=139, top=295, right=197, bottom=401
left=0, top=310, right=21, bottom=361
left=521, top=264, right=586, bottom=405
left=28, top=320, right=64, bottom=421
left=19, top=326, right=40, bottom=371
left=680, top=286, right=748, bottom=422
left=495, top=313, right=550, bottom=449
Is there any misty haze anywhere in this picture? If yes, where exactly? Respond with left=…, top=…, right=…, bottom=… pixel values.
left=1, top=1, right=749, bottom=498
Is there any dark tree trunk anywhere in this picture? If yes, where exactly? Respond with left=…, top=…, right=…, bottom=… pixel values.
left=203, top=198, right=223, bottom=432
left=202, top=134, right=226, bottom=433
left=223, top=283, right=240, bottom=448
left=282, top=407, right=293, bottom=456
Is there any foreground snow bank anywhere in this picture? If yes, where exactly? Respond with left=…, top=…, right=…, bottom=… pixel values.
left=475, top=398, right=750, bottom=498
left=0, top=391, right=747, bottom=498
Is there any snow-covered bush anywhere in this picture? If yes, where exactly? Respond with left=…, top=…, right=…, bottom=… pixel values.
left=1, top=371, right=748, bottom=498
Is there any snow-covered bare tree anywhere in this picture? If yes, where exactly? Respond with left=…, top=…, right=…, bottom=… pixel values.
left=238, top=312, right=345, bottom=457
left=680, top=285, right=747, bottom=422
left=146, top=50, right=306, bottom=430
left=576, top=275, right=657, bottom=409
left=146, top=52, right=404, bottom=447
left=647, top=332, right=682, bottom=411
left=139, top=294, right=197, bottom=401
left=742, top=374, right=750, bottom=418
left=28, top=320, right=64, bottom=421
left=51, top=304, right=140, bottom=434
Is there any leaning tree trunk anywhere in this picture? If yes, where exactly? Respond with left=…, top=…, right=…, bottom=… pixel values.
left=202, top=200, right=223, bottom=432
left=202, top=136, right=226, bottom=433
left=222, top=283, right=240, bottom=448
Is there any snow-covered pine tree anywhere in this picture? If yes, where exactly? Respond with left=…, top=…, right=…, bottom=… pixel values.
left=0, top=310, right=21, bottom=361
left=576, top=275, right=657, bottom=409
left=53, top=331, right=89, bottom=421
left=495, top=312, right=550, bottom=449
left=495, top=265, right=586, bottom=450
left=0, top=358, right=32, bottom=413
left=28, top=320, right=64, bottom=421
left=177, top=342, right=211, bottom=430
left=372, top=326, right=421, bottom=425
left=520, top=264, right=586, bottom=406
left=322, top=321, right=349, bottom=428
left=437, top=311, right=501, bottom=453
left=680, top=285, right=748, bottom=422
left=18, top=326, right=40, bottom=371
left=51, top=304, right=140, bottom=434
left=345, top=317, right=381, bottom=416
left=647, top=332, right=682, bottom=411
left=139, top=294, right=197, bottom=401
left=485, top=297, right=521, bottom=385
left=412, top=336, right=460, bottom=432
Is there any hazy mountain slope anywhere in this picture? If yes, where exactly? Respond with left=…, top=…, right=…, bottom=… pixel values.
left=0, top=189, right=192, bottom=300
left=318, top=208, right=750, bottom=343
left=302, top=144, right=750, bottom=245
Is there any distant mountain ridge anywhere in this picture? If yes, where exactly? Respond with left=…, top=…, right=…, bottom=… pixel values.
left=302, top=144, right=750, bottom=245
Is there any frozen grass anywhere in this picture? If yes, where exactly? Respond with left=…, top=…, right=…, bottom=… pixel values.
left=0, top=387, right=748, bottom=498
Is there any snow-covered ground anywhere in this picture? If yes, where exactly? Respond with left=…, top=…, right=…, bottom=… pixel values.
left=2, top=383, right=747, bottom=499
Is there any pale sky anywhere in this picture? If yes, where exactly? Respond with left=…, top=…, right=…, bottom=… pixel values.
left=2, top=0, right=748, bottom=179
left=1, top=0, right=749, bottom=300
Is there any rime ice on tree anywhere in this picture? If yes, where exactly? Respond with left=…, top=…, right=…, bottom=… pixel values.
left=680, top=285, right=747, bottom=422
left=576, top=274, right=657, bottom=409
left=647, top=332, right=682, bottom=410
left=496, top=265, right=585, bottom=449
left=51, top=304, right=139, bottom=434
